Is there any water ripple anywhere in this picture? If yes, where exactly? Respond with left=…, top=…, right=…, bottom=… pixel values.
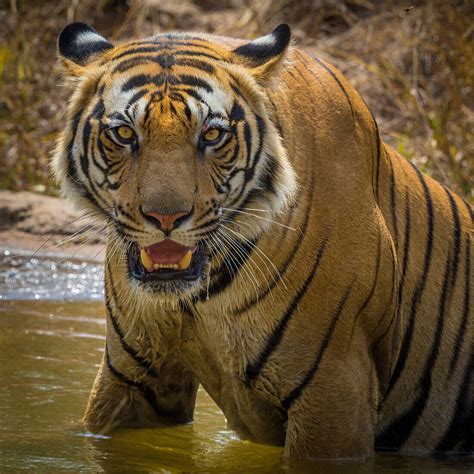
left=0, top=249, right=104, bottom=301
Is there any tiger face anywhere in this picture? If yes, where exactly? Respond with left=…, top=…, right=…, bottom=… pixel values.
left=53, top=23, right=296, bottom=297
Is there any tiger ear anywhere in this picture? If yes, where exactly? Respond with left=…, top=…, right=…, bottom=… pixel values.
left=232, top=24, right=291, bottom=78
left=57, top=23, right=113, bottom=75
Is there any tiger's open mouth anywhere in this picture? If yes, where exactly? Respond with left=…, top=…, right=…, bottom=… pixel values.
left=128, top=239, right=207, bottom=283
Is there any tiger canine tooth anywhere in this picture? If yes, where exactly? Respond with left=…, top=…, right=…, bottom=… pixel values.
left=178, top=250, right=193, bottom=270
left=140, top=249, right=155, bottom=272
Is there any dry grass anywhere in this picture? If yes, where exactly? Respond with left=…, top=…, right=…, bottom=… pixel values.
left=314, top=1, right=474, bottom=200
left=0, top=0, right=128, bottom=194
left=0, top=0, right=472, bottom=200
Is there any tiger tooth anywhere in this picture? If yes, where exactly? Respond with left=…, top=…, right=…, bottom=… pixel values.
left=140, top=249, right=155, bottom=272
left=154, top=263, right=160, bottom=270
left=178, top=250, right=193, bottom=270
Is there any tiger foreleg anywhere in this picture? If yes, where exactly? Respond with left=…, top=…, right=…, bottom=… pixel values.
left=83, top=350, right=198, bottom=434
left=283, top=357, right=378, bottom=460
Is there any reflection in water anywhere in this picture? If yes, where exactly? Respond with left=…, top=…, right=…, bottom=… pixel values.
left=0, top=301, right=287, bottom=473
left=0, top=270, right=473, bottom=471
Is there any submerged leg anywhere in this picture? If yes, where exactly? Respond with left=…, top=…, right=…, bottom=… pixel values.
left=83, top=345, right=198, bottom=433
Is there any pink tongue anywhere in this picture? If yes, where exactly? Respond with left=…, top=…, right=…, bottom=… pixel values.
left=146, top=239, right=194, bottom=264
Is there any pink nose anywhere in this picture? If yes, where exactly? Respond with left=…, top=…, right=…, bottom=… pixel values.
left=145, top=211, right=189, bottom=232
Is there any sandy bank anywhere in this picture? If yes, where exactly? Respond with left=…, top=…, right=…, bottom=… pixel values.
left=0, top=191, right=104, bottom=262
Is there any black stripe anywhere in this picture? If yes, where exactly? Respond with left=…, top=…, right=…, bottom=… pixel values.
left=230, top=101, right=245, bottom=122
left=122, top=73, right=166, bottom=91
left=243, top=121, right=252, bottom=166
left=104, top=342, right=164, bottom=417
left=106, top=293, right=159, bottom=378
left=110, top=43, right=220, bottom=62
left=443, top=186, right=462, bottom=291
left=233, top=173, right=315, bottom=315
left=258, top=155, right=279, bottom=196
left=398, top=190, right=412, bottom=307
left=111, top=46, right=171, bottom=61
left=113, top=53, right=206, bottom=73
left=435, top=352, right=473, bottom=453
left=192, top=216, right=221, bottom=232
left=448, top=236, right=471, bottom=375
left=176, top=74, right=213, bottom=93
left=78, top=104, right=110, bottom=210
left=244, top=236, right=328, bottom=384
left=105, top=341, right=141, bottom=388
left=384, top=165, right=434, bottom=398
left=282, top=283, right=353, bottom=410
left=250, top=115, right=266, bottom=171
left=375, top=250, right=452, bottom=450
left=173, top=50, right=222, bottom=61
left=67, top=127, right=111, bottom=218
left=179, top=88, right=205, bottom=102
left=312, top=56, right=355, bottom=121
left=389, top=158, right=399, bottom=248
left=348, top=232, right=382, bottom=345
left=88, top=100, right=109, bottom=174
left=115, top=219, right=143, bottom=235
left=174, top=58, right=215, bottom=73
left=202, top=235, right=259, bottom=299
left=227, top=114, right=267, bottom=209
left=382, top=190, right=412, bottom=389
left=66, top=110, right=83, bottom=185
left=169, top=100, right=178, bottom=117
left=126, top=89, right=149, bottom=110
left=214, top=133, right=235, bottom=155
left=115, top=205, right=144, bottom=231
left=112, top=57, right=159, bottom=73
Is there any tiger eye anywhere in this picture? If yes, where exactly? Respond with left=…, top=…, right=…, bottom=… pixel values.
left=116, top=125, right=134, bottom=141
left=203, top=128, right=221, bottom=142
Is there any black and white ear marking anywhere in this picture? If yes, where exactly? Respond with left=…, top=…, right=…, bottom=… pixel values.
left=233, top=24, right=291, bottom=68
left=58, top=22, right=113, bottom=64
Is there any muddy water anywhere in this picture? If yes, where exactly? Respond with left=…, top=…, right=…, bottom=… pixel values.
left=0, top=252, right=473, bottom=472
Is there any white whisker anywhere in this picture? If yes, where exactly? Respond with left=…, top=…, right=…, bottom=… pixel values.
left=220, top=223, right=287, bottom=291
left=221, top=207, right=296, bottom=232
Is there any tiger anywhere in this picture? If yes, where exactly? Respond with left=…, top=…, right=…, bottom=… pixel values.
left=52, top=22, right=473, bottom=459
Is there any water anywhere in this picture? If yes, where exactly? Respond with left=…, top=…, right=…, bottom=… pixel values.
left=0, top=249, right=104, bottom=301
left=0, top=252, right=473, bottom=472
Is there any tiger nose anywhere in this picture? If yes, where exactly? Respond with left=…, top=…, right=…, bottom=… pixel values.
left=143, top=209, right=192, bottom=232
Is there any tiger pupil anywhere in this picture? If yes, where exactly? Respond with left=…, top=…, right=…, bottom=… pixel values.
left=117, top=126, right=133, bottom=140
left=204, top=129, right=220, bottom=141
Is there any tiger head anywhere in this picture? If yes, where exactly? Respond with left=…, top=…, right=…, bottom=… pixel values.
left=53, top=23, right=296, bottom=298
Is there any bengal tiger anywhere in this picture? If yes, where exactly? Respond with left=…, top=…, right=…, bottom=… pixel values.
left=52, top=22, right=473, bottom=459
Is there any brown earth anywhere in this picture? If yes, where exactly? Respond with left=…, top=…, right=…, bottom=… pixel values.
left=0, top=190, right=104, bottom=261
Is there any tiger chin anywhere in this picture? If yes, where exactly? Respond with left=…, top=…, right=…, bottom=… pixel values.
left=52, top=22, right=473, bottom=460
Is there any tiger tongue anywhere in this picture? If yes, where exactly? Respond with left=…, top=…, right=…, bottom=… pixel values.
left=145, top=239, right=195, bottom=265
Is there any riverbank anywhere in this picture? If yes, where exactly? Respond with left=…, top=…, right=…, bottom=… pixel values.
left=0, top=190, right=104, bottom=262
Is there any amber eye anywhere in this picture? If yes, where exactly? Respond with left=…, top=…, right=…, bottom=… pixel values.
left=202, top=128, right=222, bottom=143
left=114, top=125, right=135, bottom=142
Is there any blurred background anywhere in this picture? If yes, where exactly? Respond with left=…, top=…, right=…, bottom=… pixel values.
left=0, top=3, right=473, bottom=470
left=0, top=0, right=472, bottom=200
